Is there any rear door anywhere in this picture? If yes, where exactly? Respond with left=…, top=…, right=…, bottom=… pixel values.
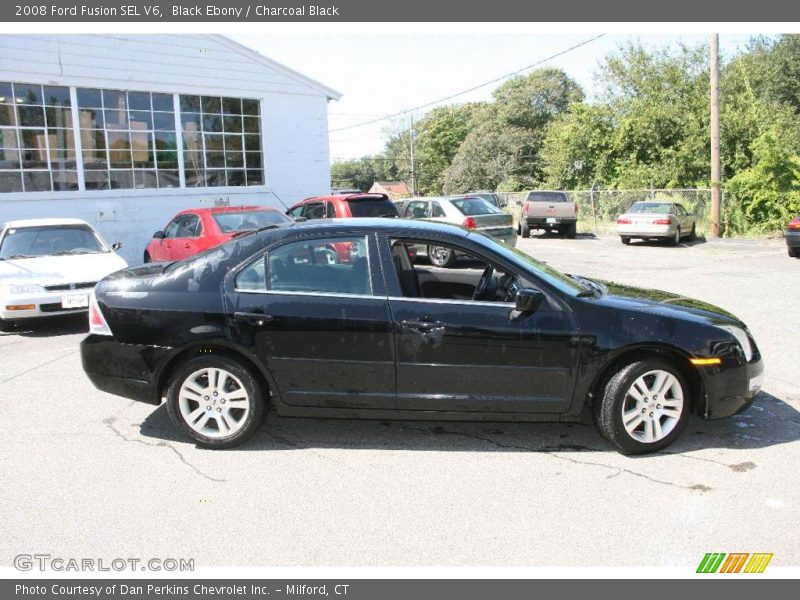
left=227, top=233, right=396, bottom=409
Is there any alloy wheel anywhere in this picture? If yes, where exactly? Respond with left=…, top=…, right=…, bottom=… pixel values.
left=178, top=367, right=251, bottom=439
left=620, top=369, right=684, bottom=443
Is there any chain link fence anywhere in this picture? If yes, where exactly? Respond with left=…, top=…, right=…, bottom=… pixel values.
left=497, top=189, right=714, bottom=235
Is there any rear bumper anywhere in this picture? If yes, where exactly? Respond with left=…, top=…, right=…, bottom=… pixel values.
left=617, top=224, right=675, bottom=238
left=80, top=334, right=170, bottom=405
left=702, top=356, right=764, bottom=419
left=524, top=217, right=577, bottom=228
left=786, top=230, right=800, bottom=248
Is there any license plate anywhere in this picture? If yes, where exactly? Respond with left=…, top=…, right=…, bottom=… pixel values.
left=546, top=217, right=559, bottom=224
left=61, top=293, right=89, bottom=309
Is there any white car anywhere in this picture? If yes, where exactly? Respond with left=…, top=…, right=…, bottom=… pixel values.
left=0, top=218, right=128, bottom=331
left=616, top=201, right=698, bottom=245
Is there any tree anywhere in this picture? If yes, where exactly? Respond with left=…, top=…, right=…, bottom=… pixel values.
left=330, top=155, right=397, bottom=192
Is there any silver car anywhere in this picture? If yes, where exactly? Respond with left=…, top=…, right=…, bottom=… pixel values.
left=398, top=196, right=517, bottom=267
left=617, top=201, right=698, bottom=245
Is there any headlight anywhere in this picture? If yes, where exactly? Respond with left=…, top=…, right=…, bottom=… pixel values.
left=718, top=325, right=753, bottom=362
left=3, top=283, right=46, bottom=296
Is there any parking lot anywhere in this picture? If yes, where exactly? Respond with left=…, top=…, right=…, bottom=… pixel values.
left=1, top=233, right=798, bottom=568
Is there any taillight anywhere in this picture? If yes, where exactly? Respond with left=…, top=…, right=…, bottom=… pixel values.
left=523, top=203, right=529, bottom=215
left=574, top=203, right=579, bottom=215
left=653, top=218, right=672, bottom=225
left=88, top=292, right=113, bottom=336
left=463, top=216, right=477, bottom=229
left=789, top=218, right=800, bottom=230
left=617, top=217, right=631, bottom=224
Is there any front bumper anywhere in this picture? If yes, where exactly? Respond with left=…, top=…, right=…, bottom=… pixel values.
left=1, top=290, right=90, bottom=320
left=81, top=334, right=171, bottom=404
left=702, top=355, right=764, bottom=419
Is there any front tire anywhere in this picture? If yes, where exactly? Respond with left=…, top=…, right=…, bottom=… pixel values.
left=594, top=359, right=689, bottom=455
left=428, top=245, right=456, bottom=268
left=166, top=356, right=266, bottom=449
left=0, top=318, right=16, bottom=332
left=621, top=236, right=631, bottom=245
left=143, top=251, right=152, bottom=263
left=687, top=223, right=697, bottom=241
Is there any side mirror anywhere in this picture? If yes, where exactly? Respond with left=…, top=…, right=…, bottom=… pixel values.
left=111, top=242, right=123, bottom=251
left=293, top=216, right=308, bottom=223
left=152, top=230, right=165, bottom=239
left=515, top=288, right=545, bottom=313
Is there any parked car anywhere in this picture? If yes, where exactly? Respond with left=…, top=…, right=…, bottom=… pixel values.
left=396, top=196, right=516, bottom=267
left=287, top=193, right=399, bottom=221
left=519, top=190, right=579, bottom=238
left=81, top=218, right=763, bottom=455
left=465, top=191, right=501, bottom=208
left=617, top=201, right=697, bottom=246
left=144, top=206, right=291, bottom=263
left=0, top=218, right=127, bottom=331
left=786, top=215, right=800, bottom=258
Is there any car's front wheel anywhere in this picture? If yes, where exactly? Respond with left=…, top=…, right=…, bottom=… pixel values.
left=143, top=251, right=152, bottom=263
left=594, top=358, right=689, bottom=454
left=0, top=318, right=16, bottom=333
left=166, top=356, right=266, bottom=449
left=620, top=236, right=631, bottom=245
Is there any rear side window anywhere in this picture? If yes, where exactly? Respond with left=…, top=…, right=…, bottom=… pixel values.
left=526, top=192, right=568, bottom=203
left=257, top=236, right=372, bottom=296
left=303, top=203, right=327, bottom=220
left=347, top=198, right=398, bottom=218
left=451, top=198, right=501, bottom=216
left=404, top=201, right=430, bottom=218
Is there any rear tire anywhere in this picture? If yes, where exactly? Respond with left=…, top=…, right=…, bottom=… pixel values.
left=428, top=245, right=456, bottom=268
left=166, top=355, right=266, bottom=449
left=520, top=220, right=530, bottom=238
left=566, top=223, right=577, bottom=239
left=669, top=228, right=681, bottom=246
left=594, top=358, right=689, bottom=455
left=789, top=246, right=799, bottom=258
left=621, top=236, right=631, bottom=245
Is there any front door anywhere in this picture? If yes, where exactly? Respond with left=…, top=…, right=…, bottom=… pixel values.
left=226, top=233, right=396, bottom=409
left=170, top=213, right=203, bottom=260
left=382, top=235, right=579, bottom=414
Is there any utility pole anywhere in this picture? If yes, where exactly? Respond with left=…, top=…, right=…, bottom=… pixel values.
left=710, top=33, right=722, bottom=237
left=409, top=113, right=417, bottom=196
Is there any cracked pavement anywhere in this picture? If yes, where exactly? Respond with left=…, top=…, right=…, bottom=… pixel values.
left=0, top=234, right=798, bottom=567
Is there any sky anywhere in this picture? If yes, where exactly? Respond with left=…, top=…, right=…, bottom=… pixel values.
left=234, top=32, right=758, bottom=162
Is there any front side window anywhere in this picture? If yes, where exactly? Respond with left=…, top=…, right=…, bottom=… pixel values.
left=163, top=217, right=182, bottom=238
left=180, top=94, right=262, bottom=188
left=303, top=203, right=327, bottom=220
left=0, top=225, right=106, bottom=258
left=404, top=201, right=430, bottom=219
left=1, top=82, right=77, bottom=192
left=256, top=236, right=371, bottom=295
left=176, top=214, right=202, bottom=238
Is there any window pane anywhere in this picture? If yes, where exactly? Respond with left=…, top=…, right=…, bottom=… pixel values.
left=129, top=110, right=153, bottom=130
left=0, top=105, right=16, bottom=127
left=0, top=128, right=19, bottom=151
left=78, top=108, right=103, bottom=129
left=46, top=107, right=72, bottom=128
left=43, top=86, right=70, bottom=107
left=154, top=131, right=177, bottom=151
left=235, top=257, right=266, bottom=291
left=18, top=106, right=45, bottom=127
left=184, top=167, right=206, bottom=187
left=226, top=170, right=245, bottom=186
left=0, top=82, right=13, bottom=104
left=246, top=169, right=263, bottom=186
left=77, top=88, right=103, bottom=108
left=206, top=169, right=226, bottom=186
left=134, top=170, right=158, bottom=189
left=153, top=112, right=175, bottom=131
left=80, top=129, right=106, bottom=152
left=84, top=169, right=109, bottom=189
left=201, top=96, right=221, bottom=113
left=157, top=169, right=179, bottom=188
left=20, top=149, right=48, bottom=168
left=20, top=129, right=47, bottom=149
left=223, top=134, right=242, bottom=151
left=127, top=91, right=150, bottom=111
left=52, top=169, right=78, bottom=191
left=202, top=114, right=222, bottom=132
left=107, top=131, right=131, bottom=151
left=223, top=115, right=242, bottom=133
left=243, top=116, right=260, bottom=134
left=243, top=134, right=261, bottom=151
left=204, top=133, right=224, bottom=152
left=268, top=237, right=371, bottom=295
left=155, top=153, right=178, bottom=169
left=180, top=95, right=200, bottom=112
left=47, top=128, right=75, bottom=150
left=0, top=151, right=21, bottom=169
left=225, top=151, right=244, bottom=168
left=245, top=151, right=262, bottom=169
left=0, top=171, right=23, bottom=192
left=14, top=83, right=42, bottom=105
left=206, top=151, right=225, bottom=168
left=22, top=170, right=51, bottom=192
left=103, top=90, right=126, bottom=110
left=109, top=170, right=134, bottom=189
left=182, top=131, right=202, bottom=152
left=152, top=93, right=173, bottom=112
left=104, top=109, right=128, bottom=129
left=242, top=99, right=259, bottom=115
left=222, top=97, right=242, bottom=115
left=183, top=150, right=204, bottom=169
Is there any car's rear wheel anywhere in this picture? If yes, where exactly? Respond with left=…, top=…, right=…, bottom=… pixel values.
left=669, top=228, right=681, bottom=246
left=788, top=246, right=799, bottom=258
left=166, top=356, right=266, bottom=449
left=520, top=220, right=530, bottom=238
left=594, top=358, right=689, bottom=454
left=566, top=223, right=577, bottom=239
left=621, top=236, right=631, bottom=245
left=428, top=245, right=456, bottom=268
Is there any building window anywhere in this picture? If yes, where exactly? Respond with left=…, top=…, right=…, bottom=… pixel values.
left=77, top=87, right=179, bottom=190
left=180, top=95, right=263, bottom=188
left=0, top=81, right=78, bottom=193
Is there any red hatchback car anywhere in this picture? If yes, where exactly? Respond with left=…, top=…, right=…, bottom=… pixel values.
left=144, top=206, right=291, bottom=263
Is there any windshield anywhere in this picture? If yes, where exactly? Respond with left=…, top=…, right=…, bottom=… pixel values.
left=0, top=225, right=107, bottom=259
left=212, top=210, right=291, bottom=233
left=347, top=199, right=398, bottom=218
left=628, top=202, right=674, bottom=214
left=526, top=191, right=568, bottom=203
left=451, top=198, right=502, bottom=216
left=470, top=231, right=588, bottom=296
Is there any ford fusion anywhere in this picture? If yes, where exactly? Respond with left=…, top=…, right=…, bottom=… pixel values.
left=80, top=219, right=763, bottom=454
left=0, top=218, right=128, bottom=331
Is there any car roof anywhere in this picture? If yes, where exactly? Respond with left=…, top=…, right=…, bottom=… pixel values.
left=179, top=205, right=279, bottom=215
left=267, top=217, right=471, bottom=239
left=295, top=193, right=390, bottom=205
left=2, top=217, right=92, bottom=228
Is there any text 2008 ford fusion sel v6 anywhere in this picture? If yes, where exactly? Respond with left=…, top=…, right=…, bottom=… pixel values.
left=80, top=219, right=763, bottom=454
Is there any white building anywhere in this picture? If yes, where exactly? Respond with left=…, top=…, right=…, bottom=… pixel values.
left=0, top=34, right=340, bottom=263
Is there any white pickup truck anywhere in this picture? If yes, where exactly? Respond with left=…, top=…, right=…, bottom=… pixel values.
left=518, top=190, right=578, bottom=238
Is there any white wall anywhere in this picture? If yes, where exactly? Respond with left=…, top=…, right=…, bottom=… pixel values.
left=0, top=34, right=337, bottom=264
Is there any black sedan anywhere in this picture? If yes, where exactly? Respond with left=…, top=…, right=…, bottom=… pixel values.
left=81, top=219, right=763, bottom=454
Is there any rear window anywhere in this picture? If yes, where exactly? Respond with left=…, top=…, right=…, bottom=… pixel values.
left=212, top=210, right=290, bottom=233
left=451, top=198, right=502, bottom=216
left=526, top=191, right=568, bottom=203
left=628, top=203, right=673, bottom=214
left=347, top=198, right=398, bottom=218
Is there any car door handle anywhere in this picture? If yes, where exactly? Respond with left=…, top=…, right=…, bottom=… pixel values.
left=234, top=312, right=275, bottom=327
left=401, top=318, right=444, bottom=332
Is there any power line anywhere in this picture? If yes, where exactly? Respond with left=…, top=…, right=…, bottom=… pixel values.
left=329, top=33, right=607, bottom=133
